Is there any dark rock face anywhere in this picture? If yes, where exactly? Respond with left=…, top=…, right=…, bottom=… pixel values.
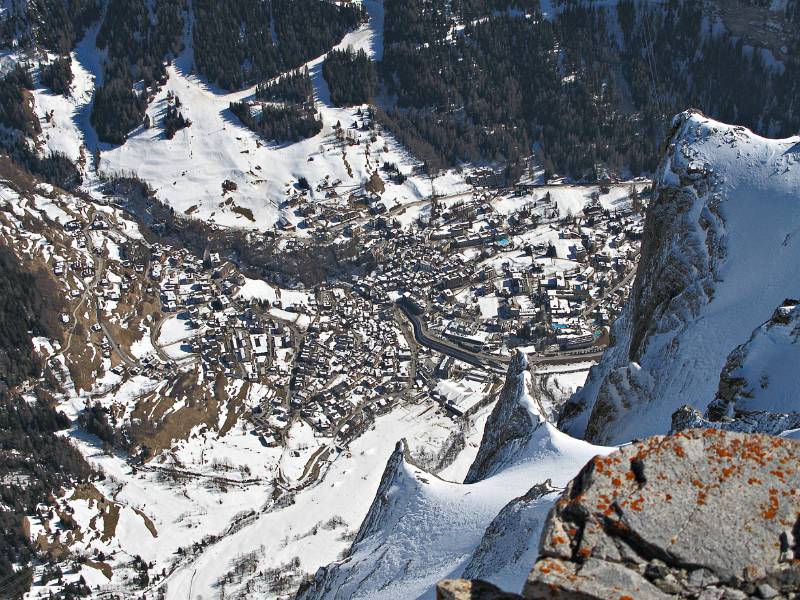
left=524, top=430, right=800, bottom=599
left=559, top=111, right=726, bottom=445
left=560, top=111, right=800, bottom=446
left=671, top=405, right=800, bottom=437
left=465, top=351, right=539, bottom=484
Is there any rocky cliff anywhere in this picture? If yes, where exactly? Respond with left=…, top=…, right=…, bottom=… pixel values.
left=560, top=111, right=800, bottom=445
left=465, top=351, right=544, bottom=483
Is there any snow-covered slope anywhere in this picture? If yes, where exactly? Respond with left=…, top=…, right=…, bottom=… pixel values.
left=711, top=299, right=800, bottom=417
left=297, top=352, right=613, bottom=600
left=671, top=299, right=800, bottom=435
left=561, top=110, right=800, bottom=445
left=459, top=480, right=556, bottom=591
left=30, top=0, right=463, bottom=232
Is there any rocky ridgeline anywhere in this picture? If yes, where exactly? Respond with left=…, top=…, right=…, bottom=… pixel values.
left=439, top=429, right=800, bottom=599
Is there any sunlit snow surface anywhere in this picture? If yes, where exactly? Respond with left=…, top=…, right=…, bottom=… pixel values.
left=298, top=355, right=612, bottom=600
left=34, top=0, right=468, bottom=231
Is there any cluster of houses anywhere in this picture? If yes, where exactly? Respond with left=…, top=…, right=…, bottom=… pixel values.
left=144, top=248, right=299, bottom=385
left=290, top=286, right=411, bottom=439
left=325, top=188, right=644, bottom=359
left=45, top=165, right=646, bottom=457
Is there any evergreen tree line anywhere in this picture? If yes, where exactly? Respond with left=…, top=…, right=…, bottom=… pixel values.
left=193, top=0, right=366, bottom=90
left=229, top=100, right=322, bottom=142
left=376, top=0, right=800, bottom=179
left=23, top=149, right=83, bottom=190
left=91, top=0, right=185, bottom=145
left=163, top=93, right=191, bottom=139
left=0, top=0, right=101, bottom=53
left=0, top=66, right=82, bottom=188
left=0, top=244, right=65, bottom=391
left=323, top=47, right=377, bottom=107
left=39, top=56, right=73, bottom=96
left=91, top=75, right=149, bottom=145
left=234, top=68, right=320, bottom=143
left=613, top=0, right=800, bottom=144
left=4, top=0, right=366, bottom=146
left=255, top=68, right=314, bottom=104
left=79, top=402, right=120, bottom=451
left=452, top=0, right=537, bottom=21
left=0, top=65, right=40, bottom=138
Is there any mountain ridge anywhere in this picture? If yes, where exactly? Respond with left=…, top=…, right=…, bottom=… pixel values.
left=296, top=350, right=613, bottom=600
left=560, top=110, right=800, bottom=445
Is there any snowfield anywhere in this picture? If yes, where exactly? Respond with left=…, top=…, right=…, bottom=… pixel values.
left=153, top=400, right=465, bottom=600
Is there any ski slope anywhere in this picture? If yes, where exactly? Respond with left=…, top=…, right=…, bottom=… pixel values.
left=33, top=0, right=465, bottom=232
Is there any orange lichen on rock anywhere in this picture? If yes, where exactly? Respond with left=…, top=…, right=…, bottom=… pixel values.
left=762, top=491, right=779, bottom=520
left=714, top=446, right=733, bottom=458
left=525, top=431, right=800, bottom=600
left=770, top=469, right=786, bottom=481
left=538, top=559, right=565, bottom=575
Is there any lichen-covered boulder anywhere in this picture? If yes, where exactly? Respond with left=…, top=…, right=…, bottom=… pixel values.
left=525, top=429, right=800, bottom=599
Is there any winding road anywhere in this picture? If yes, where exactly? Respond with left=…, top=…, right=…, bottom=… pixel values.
left=396, top=304, right=605, bottom=372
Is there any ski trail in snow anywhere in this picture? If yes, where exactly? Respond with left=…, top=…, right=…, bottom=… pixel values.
left=71, top=9, right=107, bottom=162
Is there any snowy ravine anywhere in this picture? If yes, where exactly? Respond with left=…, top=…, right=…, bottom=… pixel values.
left=296, top=352, right=614, bottom=600
left=560, top=110, right=800, bottom=445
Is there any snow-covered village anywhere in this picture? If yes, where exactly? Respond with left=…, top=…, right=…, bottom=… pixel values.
left=100, top=171, right=647, bottom=450
left=0, top=112, right=648, bottom=596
